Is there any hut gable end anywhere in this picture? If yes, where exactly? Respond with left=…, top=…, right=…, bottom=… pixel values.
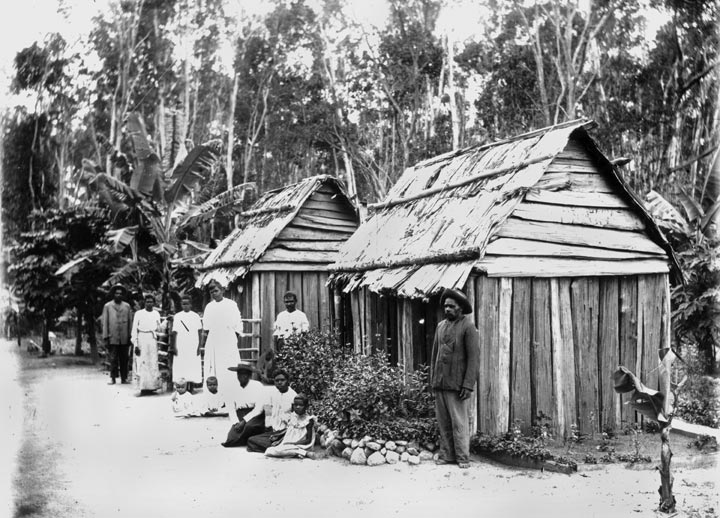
left=197, top=176, right=359, bottom=286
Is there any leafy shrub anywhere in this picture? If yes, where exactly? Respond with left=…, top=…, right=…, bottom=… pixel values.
left=688, top=434, right=719, bottom=453
left=314, top=350, right=437, bottom=441
left=274, top=329, right=350, bottom=404
left=675, top=348, right=720, bottom=428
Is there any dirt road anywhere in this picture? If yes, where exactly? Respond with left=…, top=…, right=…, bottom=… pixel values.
left=3, top=341, right=718, bottom=518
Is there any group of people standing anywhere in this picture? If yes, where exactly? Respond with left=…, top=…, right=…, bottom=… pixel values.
left=101, top=279, right=481, bottom=467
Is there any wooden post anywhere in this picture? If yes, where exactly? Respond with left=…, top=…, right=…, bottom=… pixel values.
left=465, top=277, right=478, bottom=434
left=511, top=279, right=532, bottom=433
left=401, top=299, right=414, bottom=377
left=497, top=278, right=512, bottom=434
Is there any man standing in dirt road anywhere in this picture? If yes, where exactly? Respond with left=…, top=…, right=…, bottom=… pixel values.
left=100, top=284, right=133, bottom=385
left=430, top=288, right=480, bottom=469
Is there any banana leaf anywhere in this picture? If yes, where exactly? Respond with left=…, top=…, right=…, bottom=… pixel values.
left=164, top=139, right=222, bottom=206
left=127, top=112, right=162, bottom=197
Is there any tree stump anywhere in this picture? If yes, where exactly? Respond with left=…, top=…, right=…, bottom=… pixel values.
left=658, top=426, right=675, bottom=513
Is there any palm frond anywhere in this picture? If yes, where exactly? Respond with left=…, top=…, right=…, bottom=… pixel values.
left=164, top=139, right=223, bottom=206
left=106, top=226, right=138, bottom=253
left=644, top=190, right=691, bottom=236
left=178, top=182, right=256, bottom=228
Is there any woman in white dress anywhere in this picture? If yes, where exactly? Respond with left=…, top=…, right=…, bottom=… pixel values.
left=171, top=294, right=202, bottom=389
left=132, top=294, right=162, bottom=394
left=200, top=281, right=242, bottom=400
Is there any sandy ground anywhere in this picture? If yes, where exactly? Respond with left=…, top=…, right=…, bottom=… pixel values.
left=2, top=340, right=718, bottom=518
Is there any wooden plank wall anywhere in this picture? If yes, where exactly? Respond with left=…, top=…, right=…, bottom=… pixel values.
left=468, top=272, right=669, bottom=436
left=235, top=271, right=332, bottom=358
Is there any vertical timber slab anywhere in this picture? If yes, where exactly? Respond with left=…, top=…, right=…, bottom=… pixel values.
left=639, top=274, right=663, bottom=391
left=394, top=298, right=403, bottom=366
left=288, top=273, right=303, bottom=309
left=465, top=277, right=479, bottom=434
left=511, top=278, right=532, bottom=432
left=598, top=277, right=621, bottom=430
left=497, top=278, right=512, bottom=434
left=351, top=291, right=362, bottom=354
left=557, top=279, right=576, bottom=435
left=571, top=278, right=600, bottom=434
left=661, top=276, right=672, bottom=416
left=368, top=291, right=378, bottom=352
left=550, top=280, right=564, bottom=434
left=359, top=287, right=368, bottom=354
left=477, top=276, right=500, bottom=434
left=260, top=273, right=275, bottom=357
left=619, top=276, right=639, bottom=425
left=411, top=299, right=425, bottom=368
left=401, top=298, right=414, bottom=376
left=275, top=272, right=289, bottom=316
left=304, top=272, right=320, bottom=331
left=319, top=272, right=330, bottom=331
left=377, top=294, right=387, bottom=355
left=531, top=279, right=554, bottom=428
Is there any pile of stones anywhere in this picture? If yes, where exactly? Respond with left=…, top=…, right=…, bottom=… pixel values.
left=318, top=425, right=439, bottom=466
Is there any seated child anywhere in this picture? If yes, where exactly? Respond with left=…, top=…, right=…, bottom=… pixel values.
left=264, top=394, right=316, bottom=459
left=197, top=376, right=227, bottom=416
left=171, top=378, right=194, bottom=416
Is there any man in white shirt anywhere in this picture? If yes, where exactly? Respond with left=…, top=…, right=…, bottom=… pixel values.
left=246, top=370, right=298, bottom=453
left=260, top=292, right=310, bottom=384
left=273, top=291, right=310, bottom=346
left=221, top=362, right=267, bottom=447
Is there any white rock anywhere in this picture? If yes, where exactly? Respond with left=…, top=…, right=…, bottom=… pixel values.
left=380, top=448, right=387, bottom=455
left=343, top=438, right=353, bottom=447
left=407, top=447, right=420, bottom=456
left=350, top=448, right=367, bottom=465
left=407, top=455, right=420, bottom=465
left=386, top=451, right=400, bottom=464
left=342, top=447, right=353, bottom=460
left=362, top=435, right=373, bottom=444
left=419, top=450, right=434, bottom=461
left=395, top=445, right=406, bottom=454
left=385, top=441, right=397, bottom=451
left=351, top=439, right=360, bottom=449
left=367, top=451, right=386, bottom=466
left=400, top=452, right=410, bottom=462
left=395, top=440, right=408, bottom=447
left=367, top=441, right=381, bottom=451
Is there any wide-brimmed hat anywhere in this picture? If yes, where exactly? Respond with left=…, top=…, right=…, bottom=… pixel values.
left=441, top=288, right=473, bottom=314
left=228, top=361, right=255, bottom=373
left=110, top=284, right=127, bottom=296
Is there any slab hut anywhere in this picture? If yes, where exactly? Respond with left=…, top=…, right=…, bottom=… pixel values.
left=197, top=175, right=360, bottom=359
left=329, top=120, right=680, bottom=436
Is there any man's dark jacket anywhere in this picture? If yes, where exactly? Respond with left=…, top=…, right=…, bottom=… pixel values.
left=430, top=315, right=480, bottom=392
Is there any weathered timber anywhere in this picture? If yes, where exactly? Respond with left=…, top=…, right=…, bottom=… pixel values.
left=497, top=278, right=512, bottom=434
left=277, top=227, right=355, bottom=241
left=330, top=247, right=481, bottom=272
left=639, top=274, right=664, bottom=391
left=304, top=272, right=321, bottom=329
left=292, top=215, right=358, bottom=231
left=619, top=276, right=639, bottom=424
left=351, top=291, right=362, bottom=353
left=288, top=272, right=303, bottom=301
left=532, top=279, right=555, bottom=427
left=524, top=190, right=629, bottom=208
left=496, top=218, right=666, bottom=255
left=598, top=277, right=620, bottom=429
left=319, top=273, right=330, bottom=330
left=545, top=163, right=602, bottom=174
left=511, top=278, right=532, bottom=432
left=511, top=203, right=645, bottom=231
left=302, top=199, right=351, bottom=213
left=401, top=298, right=413, bottom=374
left=541, top=171, right=615, bottom=192
left=261, top=249, right=337, bottom=263
left=297, top=207, right=357, bottom=222
left=550, top=279, right=577, bottom=434
left=249, top=262, right=329, bottom=272
left=274, top=272, right=289, bottom=317
left=369, top=153, right=557, bottom=211
left=571, top=278, right=600, bottom=433
left=271, top=240, right=344, bottom=252
left=260, top=273, right=275, bottom=355
left=477, top=257, right=670, bottom=277
left=485, top=238, right=659, bottom=260
left=251, top=272, right=261, bottom=337
left=477, top=276, right=500, bottom=434
left=466, top=277, right=479, bottom=434
left=359, top=287, right=368, bottom=354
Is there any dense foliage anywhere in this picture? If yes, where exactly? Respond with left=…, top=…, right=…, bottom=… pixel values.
left=274, top=330, right=436, bottom=443
left=675, top=348, right=720, bottom=428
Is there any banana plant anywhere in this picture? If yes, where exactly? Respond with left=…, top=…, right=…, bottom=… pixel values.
left=62, top=111, right=224, bottom=308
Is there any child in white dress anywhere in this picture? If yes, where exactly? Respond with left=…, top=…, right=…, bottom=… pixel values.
left=265, top=394, right=316, bottom=459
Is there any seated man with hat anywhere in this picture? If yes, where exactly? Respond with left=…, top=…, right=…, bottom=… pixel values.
left=221, top=361, right=267, bottom=447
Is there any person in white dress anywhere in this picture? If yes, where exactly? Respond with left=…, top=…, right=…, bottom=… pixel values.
left=170, top=294, right=202, bottom=390
left=264, top=394, right=316, bottom=459
left=131, top=294, right=162, bottom=394
left=200, top=281, right=242, bottom=400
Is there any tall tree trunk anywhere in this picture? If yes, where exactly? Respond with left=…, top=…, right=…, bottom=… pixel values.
left=75, top=307, right=83, bottom=355
left=227, top=73, right=239, bottom=189
left=446, top=35, right=460, bottom=150
left=86, top=302, right=98, bottom=364
left=41, top=313, right=51, bottom=357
